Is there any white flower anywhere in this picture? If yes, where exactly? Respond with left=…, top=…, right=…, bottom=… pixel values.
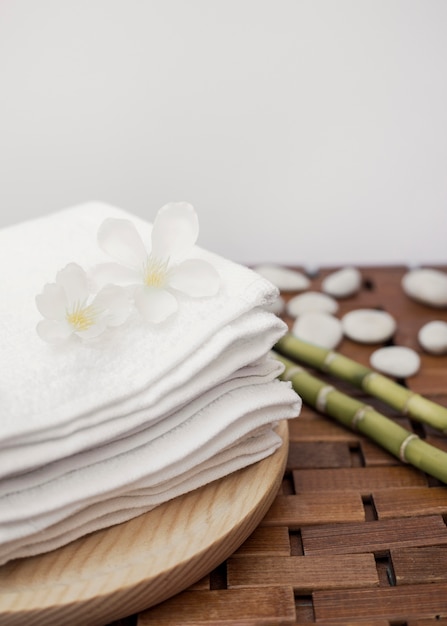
left=36, top=263, right=131, bottom=343
left=96, top=202, right=220, bottom=323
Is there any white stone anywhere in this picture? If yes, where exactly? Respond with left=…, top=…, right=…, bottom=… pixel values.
left=321, top=266, right=362, bottom=298
left=291, top=312, right=343, bottom=349
left=286, top=291, right=339, bottom=317
left=304, top=264, right=320, bottom=278
left=341, top=309, right=396, bottom=344
left=253, top=264, right=310, bottom=292
left=418, top=320, right=447, bottom=355
left=264, top=295, right=285, bottom=316
left=370, top=346, right=421, bottom=378
left=402, top=268, right=447, bottom=308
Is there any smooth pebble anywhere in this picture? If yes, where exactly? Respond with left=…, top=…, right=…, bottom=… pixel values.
left=264, top=295, right=285, bottom=316
left=253, top=264, right=310, bottom=292
left=342, top=309, right=396, bottom=344
left=418, top=320, right=447, bottom=355
left=370, top=346, right=420, bottom=378
left=321, top=266, right=362, bottom=298
left=286, top=291, right=339, bottom=317
left=402, top=268, right=447, bottom=308
left=292, top=312, right=343, bottom=349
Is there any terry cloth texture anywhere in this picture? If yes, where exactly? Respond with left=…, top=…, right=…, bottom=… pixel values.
left=0, top=203, right=301, bottom=565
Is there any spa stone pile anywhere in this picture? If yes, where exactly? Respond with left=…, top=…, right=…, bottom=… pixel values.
left=254, top=264, right=447, bottom=378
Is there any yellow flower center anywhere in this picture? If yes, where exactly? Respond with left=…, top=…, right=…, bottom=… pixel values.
left=66, top=304, right=96, bottom=332
left=143, top=256, right=169, bottom=288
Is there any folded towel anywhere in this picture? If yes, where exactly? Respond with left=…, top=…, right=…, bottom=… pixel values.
left=0, top=380, right=298, bottom=541
left=1, top=428, right=283, bottom=563
left=0, top=202, right=301, bottom=565
left=1, top=202, right=280, bottom=446
left=0, top=310, right=286, bottom=477
left=0, top=356, right=281, bottom=493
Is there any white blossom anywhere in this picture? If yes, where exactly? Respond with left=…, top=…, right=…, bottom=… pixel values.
left=96, top=202, right=220, bottom=323
left=36, top=263, right=131, bottom=343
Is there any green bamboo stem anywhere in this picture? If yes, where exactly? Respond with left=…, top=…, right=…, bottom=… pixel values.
left=275, top=353, right=447, bottom=484
left=275, top=333, right=447, bottom=433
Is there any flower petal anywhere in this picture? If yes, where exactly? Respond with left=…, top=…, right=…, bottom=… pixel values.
left=77, top=318, right=108, bottom=340
left=90, top=262, right=140, bottom=289
left=98, top=218, right=147, bottom=269
left=56, top=263, right=90, bottom=305
left=168, top=259, right=220, bottom=297
left=92, top=284, right=132, bottom=327
left=36, top=283, right=68, bottom=320
left=36, top=319, right=73, bottom=343
left=151, top=202, right=199, bottom=261
left=134, top=286, right=178, bottom=323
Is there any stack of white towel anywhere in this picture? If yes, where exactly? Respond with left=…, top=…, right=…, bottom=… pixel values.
left=0, top=202, right=300, bottom=565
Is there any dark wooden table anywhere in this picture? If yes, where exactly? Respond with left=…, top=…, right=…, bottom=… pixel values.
left=114, top=266, right=447, bottom=625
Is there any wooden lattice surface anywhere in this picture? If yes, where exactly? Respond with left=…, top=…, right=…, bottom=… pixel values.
left=115, top=266, right=447, bottom=625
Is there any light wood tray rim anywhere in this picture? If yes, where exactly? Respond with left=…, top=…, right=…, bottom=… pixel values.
left=0, top=421, right=288, bottom=626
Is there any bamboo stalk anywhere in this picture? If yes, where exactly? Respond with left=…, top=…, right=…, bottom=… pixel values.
left=275, top=353, right=447, bottom=484
left=275, top=333, right=447, bottom=432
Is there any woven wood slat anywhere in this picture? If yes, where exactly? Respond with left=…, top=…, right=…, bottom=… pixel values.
left=262, top=493, right=365, bottom=527
left=407, top=619, right=447, bottom=625
left=287, top=441, right=352, bottom=469
left=232, top=527, right=291, bottom=557
left=392, top=545, right=447, bottom=584
left=227, top=554, right=379, bottom=591
left=137, top=587, right=296, bottom=625
left=134, top=266, right=447, bottom=625
left=313, top=583, right=447, bottom=621
left=427, top=435, right=447, bottom=452
left=408, top=358, right=447, bottom=394
left=293, top=466, right=428, bottom=492
left=374, top=486, right=447, bottom=518
left=288, top=415, right=361, bottom=442
left=187, top=576, right=210, bottom=591
left=301, top=515, right=447, bottom=555
left=360, top=438, right=402, bottom=466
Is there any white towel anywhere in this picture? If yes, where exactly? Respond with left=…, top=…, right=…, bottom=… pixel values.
left=0, top=311, right=286, bottom=477
left=0, top=356, right=282, bottom=492
left=1, top=202, right=279, bottom=446
left=1, top=428, right=283, bottom=563
left=0, top=380, right=297, bottom=538
left=0, top=202, right=301, bottom=565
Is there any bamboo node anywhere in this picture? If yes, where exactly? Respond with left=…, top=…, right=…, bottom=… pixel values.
left=316, top=385, right=335, bottom=413
left=351, top=405, right=374, bottom=431
left=363, top=372, right=379, bottom=386
left=322, top=351, right=337, bottom=372
left=283, top=365, right=305, bottom=381
left=399, top=434, right=419, bottom=463
left=401, top=391, right=418, bottom=415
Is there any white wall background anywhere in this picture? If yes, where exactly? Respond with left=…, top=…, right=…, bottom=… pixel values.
left=0, top=0, right=446, bottom=267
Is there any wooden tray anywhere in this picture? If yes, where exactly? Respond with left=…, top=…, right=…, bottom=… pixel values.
left=0, top=421, right=288, bottom=626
